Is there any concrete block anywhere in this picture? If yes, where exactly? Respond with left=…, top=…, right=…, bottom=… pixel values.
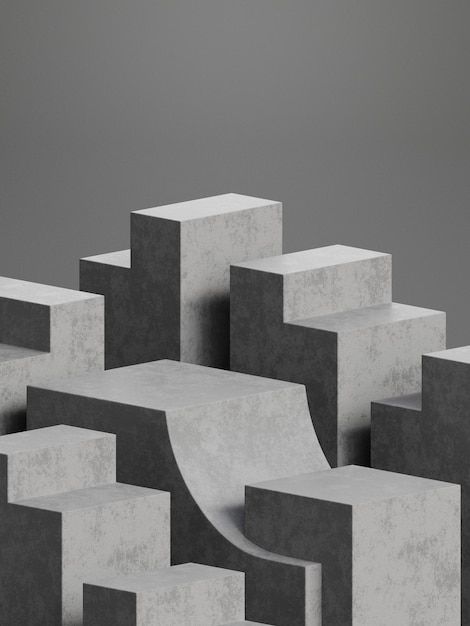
left=81, top=193, right=282, bottom=369
left=0, top=276, right=104, bottom=433
left=83, top=563, right=244, bottom=626
left=0, top=424, right=115, bottom=502
left=28, top=359, right=328, bottom=625
left=230, top=245, right=445, bottom=466
left=371, top=345, right=470, bottom=622
left=245, top=465, right=460, bottom=626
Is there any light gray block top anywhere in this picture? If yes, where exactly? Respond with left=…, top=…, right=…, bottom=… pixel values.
left=0, top=424, right=113, bottom=455
left=224, top=622, right=271, bottom=625
left=248, top=465, right=458, bottom=506
left=234, top=245, right=389, bottom=275
left=425, top=345, right=470, bottom=364
left=291, top=302, right=444, bottom=332
left=0, top=343, right=46, bottom=363
left=0, top=276, right=102, bottom=305
left=373, top=392, right=422, bottom=411
left=85, top=562, right=243, bottom=593
left=81, top=249, right=131, bottom=268
left=29, top=359, right=305, bottom=411
left=133, top=193, right=281, bottom=222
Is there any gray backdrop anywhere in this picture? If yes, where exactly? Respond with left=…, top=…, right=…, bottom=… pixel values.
left=1, top=1, right=469, bottom=347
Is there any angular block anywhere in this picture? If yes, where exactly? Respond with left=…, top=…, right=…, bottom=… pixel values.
left=0, top=276, right=104, bottom=433
left=28, top=359, right=328, bottom=625
left=83, top=563, right=244, bottom=626
left=231, top=245, right=445, bottom=466
left=245, top=465, right=460, bottom=626
left=81, top=193, right=282, bottom=369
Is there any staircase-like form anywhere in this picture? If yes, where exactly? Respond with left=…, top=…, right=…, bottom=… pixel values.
left=371, top=345, right=470, bottom=623
left=80, top=193, right=282, bottom=369
left=230, top=245, right=446, bottom=466
left=0, top=276, right=104, bottom=434
left=27, top=360, right=461, bottom=625
left=0, top=424, right=170, bottom=625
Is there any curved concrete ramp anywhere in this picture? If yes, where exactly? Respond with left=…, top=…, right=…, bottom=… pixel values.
left=28, top=360, right=328, bottom=625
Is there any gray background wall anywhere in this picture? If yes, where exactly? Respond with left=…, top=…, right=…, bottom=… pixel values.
left=1, top=1, right=469, bottom=347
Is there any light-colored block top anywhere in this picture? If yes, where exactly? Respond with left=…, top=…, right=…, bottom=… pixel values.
left=248, top=465, right=458, bottom=506
left=0, top=424, right=114, bottom=455
left=85, top=562, right=243, bottom=593
left=234, top=245, right=389, bottom=275
left=0, top=276, right=102, bottom=305
left=425, top=345, right=470, bottom=364
left=30, top=359, right=303, bottom=411
left=133, top=193, right=281, bottom=222
left=81, top=249, right=131, bottom=268
left=0, top=343, right=46, bottom=364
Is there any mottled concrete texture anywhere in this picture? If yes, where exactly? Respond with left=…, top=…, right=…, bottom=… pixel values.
left=80, top=193, right=282, bottom=369
left=230, top=245, right=446, bottom=466
left=83, top=563, right=245, bottom=626
left=0, top=276, right=104, bottom=434
left=0, top=425, right=170, bottom=624
left=246, top=465, right=460, bottom=626
left=28, top=359, right=329, bottom=625
left=371, top=345, right=470, bottom=623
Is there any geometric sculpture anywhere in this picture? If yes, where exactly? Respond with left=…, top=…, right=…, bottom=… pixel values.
left=245, top=465, right=461, bottom=626
left=371, top=345, right=470, bottom=623
left=0, top=276, right=104, bottom=434
left=28, top=359, right=329, bottom=625
left=0, top=425, right=170, bottom=625
left=230, top=245, right=446, bottom=466
left=80, top=193, right=282, bottom=369
left=83, top=563, right=246, bottom=626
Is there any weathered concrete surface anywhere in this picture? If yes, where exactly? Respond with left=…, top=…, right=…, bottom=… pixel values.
left=246, top=465, right=460, bottom=626
left=81, top=193, right=282, bottom=369
left=0, top=276, right=104, bottom=434
left=371, top=345, right=470, bottom=623
left=28, top=359, right=329, bottom=626
left=83, top=563, right=245, bottom=626
left=0, top=425, right=170, bottom=625
left=230, top=245, right=446, bottom=466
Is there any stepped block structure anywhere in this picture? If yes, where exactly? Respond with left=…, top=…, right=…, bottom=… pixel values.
left=371, top=345, right=470, bottom=622
left=230, top=245, right=446, bottom=466
left=80, top=193, right=282, bottom=369
left=83, top=563, right=245, bottom=626
left=245, top=465, right=460, bottom=626
left=28, top=359, right=329, bottom=626
left=0, top=276, right=104, bottom=434
left=0, top=425, right=170, bottom=625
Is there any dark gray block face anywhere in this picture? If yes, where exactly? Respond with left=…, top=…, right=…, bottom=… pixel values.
left=28, top=359, right=329, bottom=625
left=230, top=245, right=446, bottom=466
left=371, top=345, right=470, bottom=622
left=81, top=193, right=282, bottom=370
left=0, top=276, right=104, bottom=434
left=245, top=465, right=461, bottom=626
left=83, top=563, right=245, bottom=626
left=0, top=425, right=170, bottom=625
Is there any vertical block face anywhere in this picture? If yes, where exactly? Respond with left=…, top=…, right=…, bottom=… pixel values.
left=245, top=466, right=460, bottom=626
left=84, top=563, right=245, bottom=626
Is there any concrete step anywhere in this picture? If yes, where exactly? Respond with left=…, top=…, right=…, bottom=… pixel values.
left=245, top=464, right=460, bottom=626
left=83, top=563, right=244, bottom=626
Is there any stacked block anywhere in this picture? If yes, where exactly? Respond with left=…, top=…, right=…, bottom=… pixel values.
left=28, top=359, right=328, bottom=625
left=81, top=193, right=282, bottom=369
left=0, top=276, right=104, bottom=434
left=230, top=245, right=446, bottom=465
left=371, top=345, right=470, bottom=622
left=0, top=425, right=170, bottom=624
left=245, top=465, right=460, bottom=625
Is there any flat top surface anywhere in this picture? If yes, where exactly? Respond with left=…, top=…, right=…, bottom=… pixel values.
left=30, top=359, right=301, bottom=411
left=0, top=424, right=113, bottom=455
left=233, top=244, right=389, bottom=275
left=0, top=342, right=46, bottom=364
left=291, top=302, right=444, bottom=332
left=16, top=482, right=165, bottom=512
left=374, top=392, right=422, bottom=411
left=82, top=249, right=131, bottom=268
left=426, top=345, right=470, bottom=364
left=133, top=193, right=280, bottom=222
left=248, top=465, right=458, bottom=505
left=86, top=562, right=242, bottom=593
left=0, top=276, right=102, bottom=305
